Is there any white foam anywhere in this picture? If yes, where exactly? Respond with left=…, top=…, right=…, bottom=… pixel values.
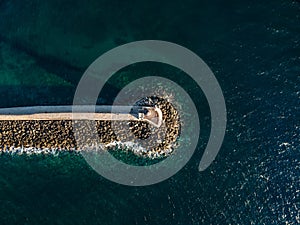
left=105, top=140, right=174, bottom=159
left=0, top=141, right=175, bottom=159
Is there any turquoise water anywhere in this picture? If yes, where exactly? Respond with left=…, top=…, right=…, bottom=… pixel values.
left=0, top=0, right=299, bottom=224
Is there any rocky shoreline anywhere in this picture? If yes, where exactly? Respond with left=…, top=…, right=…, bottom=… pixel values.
left=0, top=97, right=180, bottom=159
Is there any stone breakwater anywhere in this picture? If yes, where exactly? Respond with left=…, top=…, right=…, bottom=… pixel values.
left=0, top=97, right=180, bottom=159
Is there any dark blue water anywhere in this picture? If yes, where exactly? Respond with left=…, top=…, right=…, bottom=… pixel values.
left=0, top=0, right=299, bottom=224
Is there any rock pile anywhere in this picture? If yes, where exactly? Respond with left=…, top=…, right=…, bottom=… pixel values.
left=0, top=97, right=180, bottom=159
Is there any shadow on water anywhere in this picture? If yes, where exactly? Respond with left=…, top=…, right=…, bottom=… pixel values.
left=0, top=37, right=122, bottom=105
left=0, top=84, right=122, bottom=108
left=0, top=85, right=76, bottom=108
